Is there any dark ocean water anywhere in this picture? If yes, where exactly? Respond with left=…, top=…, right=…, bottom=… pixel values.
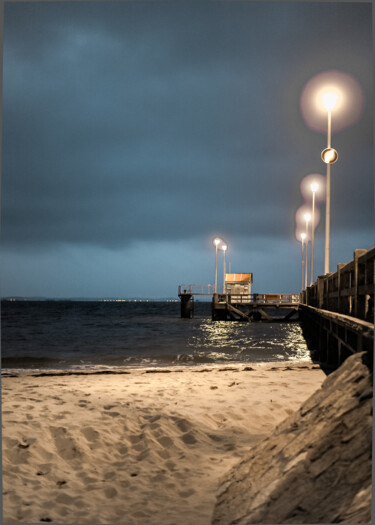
left=1, top=300, right=311, bottom=371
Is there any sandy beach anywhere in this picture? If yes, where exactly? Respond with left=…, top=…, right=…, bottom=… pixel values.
left=2, top=363, right=326, bottom=525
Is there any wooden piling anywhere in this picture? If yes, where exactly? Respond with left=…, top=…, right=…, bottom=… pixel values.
left=180, top=293, right=193, bottom=318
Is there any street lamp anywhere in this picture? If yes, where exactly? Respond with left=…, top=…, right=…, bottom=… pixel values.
left=301, top=233, right=306, bottom=292
left=213, top=237, right=221, bottom=293
left=321, top=92, right=339, bottom=275
left=304, top=213, right=310, bottom=289
left=222, top=244, right=227, bottom=294
left=310, top=183, right=318, bottom=285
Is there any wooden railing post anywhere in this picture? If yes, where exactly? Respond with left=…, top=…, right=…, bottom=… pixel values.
left=353, top=249, right=367, bottom=318
left=337, top=263, right=345, bottom=314
left=317, top=275, right=325, bottom=309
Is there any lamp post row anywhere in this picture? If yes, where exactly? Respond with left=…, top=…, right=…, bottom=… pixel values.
left=214, top=92, right=340, bottom=293
left=300, top=92, right=339, bottom=292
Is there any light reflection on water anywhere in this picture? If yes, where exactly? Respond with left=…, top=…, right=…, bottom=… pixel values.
left=187, top=320, right=311, bottom=363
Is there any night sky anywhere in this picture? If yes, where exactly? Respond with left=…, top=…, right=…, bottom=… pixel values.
left=1, top=1, right=373, bottom=299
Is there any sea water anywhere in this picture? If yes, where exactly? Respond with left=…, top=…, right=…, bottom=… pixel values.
left=1, top=300, right=311, bottom=372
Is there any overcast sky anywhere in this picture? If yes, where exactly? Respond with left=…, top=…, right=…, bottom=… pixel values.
left=1, top=0, right=373, bottom=298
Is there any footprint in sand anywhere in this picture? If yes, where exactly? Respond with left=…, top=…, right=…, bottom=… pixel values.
left=151, top=472, right=166, bottom=482
left=50, top=426, right=81, bottom=460
left=129, top=434, right=144, bottom=445
left=115, top=444, right=128, bottom=455
left=103, top=471, right=116, bottom=480
left=157, top=436, right=174, bottom=448
left=208, top=434, right=223, bottom=442
left=148, top=415, right=161, bottom=423
left=165, top=460, right=176, bottom=471
left=81, top=427, right=99, bottom=442
left=103, top=411, right=121, bottom=417
left=133, top=442, right=147, bottom=453
left=179, top=488, right=195, bottom=498
left=181, top=432, right=197, bottom=445
left=174, top=418, right=191, bottom=433
left=56, top=493, right=75, bottom=505
left=120, top=480, right=130, bottom=488
left=157, top=449, right=170, bottom=459
left=104, top=486, right=118, bottom=498
left=78, top=400, right=90, bottom=407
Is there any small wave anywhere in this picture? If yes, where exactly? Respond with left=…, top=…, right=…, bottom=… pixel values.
left=122, top=353, right=215, bottom=366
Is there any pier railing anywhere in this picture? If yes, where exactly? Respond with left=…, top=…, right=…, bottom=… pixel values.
left=178, top=286, right=299, bottom=305
left=178, top=284, right=215, bottom=296
left=301, top=247, right=375, bottom=323
left=250, top=293, right=299, bottom=304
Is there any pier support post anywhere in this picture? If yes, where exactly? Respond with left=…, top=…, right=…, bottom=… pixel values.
left=212, top=293, right=228, bottom=321
left=180, top=294, right=193, bottom=318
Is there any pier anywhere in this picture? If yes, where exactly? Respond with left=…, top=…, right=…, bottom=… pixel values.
left=178, top=247, right=374, bottom=368
left=299, top=247, right=374, bottom=368
left=178, top=283, right=299, bottom=322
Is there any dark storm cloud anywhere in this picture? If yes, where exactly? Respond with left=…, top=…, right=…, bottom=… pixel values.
left=1, top=1, right=373, bottom=250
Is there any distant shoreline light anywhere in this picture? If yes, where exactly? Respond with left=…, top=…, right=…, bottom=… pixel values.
left=2, top=297, right=180, bottom=303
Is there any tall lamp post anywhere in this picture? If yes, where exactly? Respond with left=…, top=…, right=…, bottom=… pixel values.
left=213, top=238, right=221, bottom=293
left=310, top=183, right=318, bottom=285
left=301, top=233, right=306, bottom=292
left=222, top=244, right=227, bottom=294
left=321, top=93, right=339, bottom=274
left=304, top=213, right=311, bottom=289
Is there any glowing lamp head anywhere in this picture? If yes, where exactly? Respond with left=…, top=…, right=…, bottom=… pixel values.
left=222, top=244, right=227, bottom=252
left=322, top=92, right=338, bottom=111
left=301, top=233, right=306, bottom=242
left=304, top=213, right=311, bottom=223
left=213, top=237, right=221, bottom=246
left=311, top=183, right=319, bottom=193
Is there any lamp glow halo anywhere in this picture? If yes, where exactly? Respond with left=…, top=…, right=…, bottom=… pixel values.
left=300, top=70, right=364, bottom=134
left=295, top=204, right=321, bottom=242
